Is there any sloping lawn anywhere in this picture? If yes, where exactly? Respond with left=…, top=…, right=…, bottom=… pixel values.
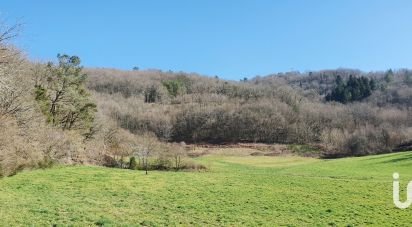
left=0, top=152, right=411, bottom=226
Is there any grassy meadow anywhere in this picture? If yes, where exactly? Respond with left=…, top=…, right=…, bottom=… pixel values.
left=1, top=150, right=412, bottom=226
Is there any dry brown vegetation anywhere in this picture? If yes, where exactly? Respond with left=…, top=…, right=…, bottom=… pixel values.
left=1, top=21, right=411, bottom=177
left=86, top=67, right=412, bottom=158
left=0, top=22, right=203, bottom=177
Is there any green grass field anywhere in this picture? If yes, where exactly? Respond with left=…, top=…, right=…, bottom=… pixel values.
left=1, top=151, right=412, bottom=226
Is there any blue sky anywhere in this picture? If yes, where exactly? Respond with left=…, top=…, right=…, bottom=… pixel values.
left=1, top=0, right=412, bottom=80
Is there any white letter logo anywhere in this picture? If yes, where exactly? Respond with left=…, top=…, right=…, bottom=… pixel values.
left=393, top=173, right=412, bottom=209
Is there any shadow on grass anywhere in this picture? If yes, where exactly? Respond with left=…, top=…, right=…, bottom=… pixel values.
left=380, top=152, right=412, bottom=163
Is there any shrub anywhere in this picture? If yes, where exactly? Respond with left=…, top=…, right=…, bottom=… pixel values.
left=345, top=136, right=369, bottom=156
left=129, top=156, right=137, bottom=170
left=102, top=155, right=118, bottom=168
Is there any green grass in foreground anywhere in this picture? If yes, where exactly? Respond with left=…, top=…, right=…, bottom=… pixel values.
left=1, top=152, right=412, bottom=226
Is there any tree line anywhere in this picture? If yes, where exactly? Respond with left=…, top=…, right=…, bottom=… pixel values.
left=87, top=67, right=412, bottom=158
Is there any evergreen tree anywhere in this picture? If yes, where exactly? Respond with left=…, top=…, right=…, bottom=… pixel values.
left=326, top=75, right=376, bottom=103
left=35, top=54, right=96, bottom=131
left=384, top=69, right=394, bottom=83
left=129, top=156, right=137, bottom=170
left=369, top=78, right=377, bottom=90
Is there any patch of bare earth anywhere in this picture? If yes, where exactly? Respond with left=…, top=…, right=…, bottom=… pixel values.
left=186, top=143, right=293, bottom=157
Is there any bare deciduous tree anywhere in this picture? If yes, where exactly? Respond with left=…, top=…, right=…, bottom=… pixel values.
left=134, top=133, right=158, bottom=174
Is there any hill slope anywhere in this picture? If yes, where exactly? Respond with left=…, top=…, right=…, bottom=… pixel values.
left=87, top=68, right=412, bottom=157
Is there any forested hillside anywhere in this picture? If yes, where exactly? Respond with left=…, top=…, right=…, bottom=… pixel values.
left=1, top=21, right=411, bottom=177
left=0, top=25, right=107, bottom=176
left=0, top=22, right=203, bottom=177
left=87, top=67, right=412, bottom=157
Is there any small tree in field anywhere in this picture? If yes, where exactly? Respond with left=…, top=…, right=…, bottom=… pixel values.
left=171, top=142, right=186, bottom=170
left=136, top=133, right=158, bottom=174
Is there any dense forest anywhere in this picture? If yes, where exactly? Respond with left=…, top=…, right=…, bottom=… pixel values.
left=1, top=22, right=411, bottom=177
left=87, top=66, right=412, bottom=157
